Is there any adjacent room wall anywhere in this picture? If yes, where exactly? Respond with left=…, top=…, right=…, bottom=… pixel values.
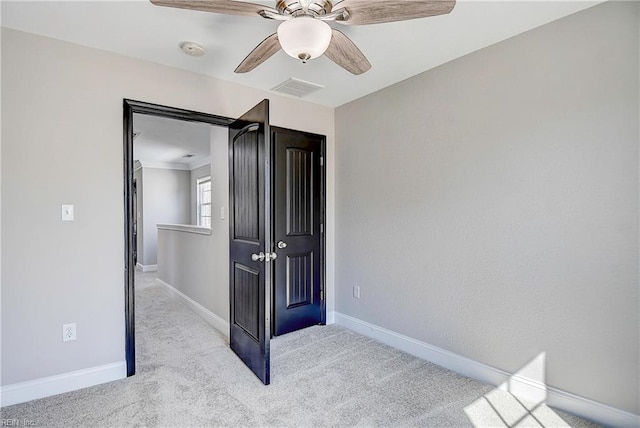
left=1, top=28, right=335, bottom=388
left=158, top=126, right=229, bottom=323
left=140, top=167, right=190, bottom=267
left=190, top=163, right=211, bottom=226
left=335, top=1, right=639, bottom=414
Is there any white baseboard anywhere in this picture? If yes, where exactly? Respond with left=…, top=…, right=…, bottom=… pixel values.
left=502, top=372, right=548, bottom=407
left=1, top=361, right=126, bottom=407
left=136, top=263, right=157, bottom=272
left=157, top=279, right=230, bottom=338
left=326, top=310, right=335, bottom=325
left=333, top=312, right=640, bottom=428
left=334, top=312, right=511, bottom=385
left=547, top=387, right=640, bottom=428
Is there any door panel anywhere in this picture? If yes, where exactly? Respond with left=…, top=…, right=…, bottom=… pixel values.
left=273, top=127, right=324, bottom=336
left=232, top=131, right=260, bottom=241
left=286, top=252, right=313, bottom=307
left=229, top=100, right=271, bottom=385
left=287, top=148, right=313, bottom=236
left=233, top=264, right=261, bottom=340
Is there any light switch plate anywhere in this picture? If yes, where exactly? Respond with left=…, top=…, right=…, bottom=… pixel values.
left=353, top=285, right=361, bottom=299
left=61, top=204, right=74, bottom=221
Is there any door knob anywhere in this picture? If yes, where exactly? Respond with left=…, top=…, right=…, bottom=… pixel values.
left=251, top=252, right=265, bottom=262
left=277, top=240, right=287, bottom=249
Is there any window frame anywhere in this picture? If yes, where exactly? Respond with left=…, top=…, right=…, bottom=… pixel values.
left=196, top=175, right=212, bottom=228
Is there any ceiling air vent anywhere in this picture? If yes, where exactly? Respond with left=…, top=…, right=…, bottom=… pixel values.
left=271, top=78, right=324, bottom=98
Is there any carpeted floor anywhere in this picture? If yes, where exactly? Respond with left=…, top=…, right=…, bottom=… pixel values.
left=1, top=275, right=600, bottom=427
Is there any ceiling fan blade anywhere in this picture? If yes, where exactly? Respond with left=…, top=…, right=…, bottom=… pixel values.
left=336, top=0, right=455, bottom=25
left=149, top=0, right=277, bottom=17
left=235, top=33, right=281, bottom=73
left=324, top=29, right=371, bottom=75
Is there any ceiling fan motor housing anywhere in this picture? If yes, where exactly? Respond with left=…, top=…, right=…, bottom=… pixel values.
left=276, top=0, right=334, bottom=17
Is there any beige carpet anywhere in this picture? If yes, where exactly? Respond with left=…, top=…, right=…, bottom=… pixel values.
left=1, top=276, right=600, bottom=427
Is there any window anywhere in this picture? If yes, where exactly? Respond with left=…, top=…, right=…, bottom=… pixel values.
left=197, top=176, right=212, bottom=228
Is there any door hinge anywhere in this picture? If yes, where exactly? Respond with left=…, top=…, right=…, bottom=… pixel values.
left=320, top=224, right=324, bottom=234
left=320, top=156, right=324, bottom=167
left=320, top=289, right=324, bottom=301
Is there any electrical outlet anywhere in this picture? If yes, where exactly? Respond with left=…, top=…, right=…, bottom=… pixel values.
left=353, top=285, right=361, bottom=299
left=62, top=323, right=76, bottom=342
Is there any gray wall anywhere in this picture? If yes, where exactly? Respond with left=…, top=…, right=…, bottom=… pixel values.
left=335, top=1, right=638, bottom=414
left=190, top=163, right=211, bottom=226
left=1, top=27, right=335, bottom=387
left=140, top=167, right=190, bottom=266
left=158, top=126, right=229, bottom=321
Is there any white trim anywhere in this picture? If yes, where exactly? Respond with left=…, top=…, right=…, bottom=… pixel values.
left=157, top=279, right=230, bottom=338
left=156, top=224, right=211, bottom=235
left=333, top=312, right=640, bottom=428
left=547, top=386, right=640, bottom=428
left=196, top=176, right=212, bottom=228
left=326, top=310, right=335, bottom=325
left=0, top=361, right=126, bottom=407
left=188, top=157, right=211, bottom=171
left=137, top=159, right=211, bottom=171
left=139, top=160, right=190, bottom=171
left=503, top=372, right=547, bottom=406
left=136, top=263, right=157, bottom=272
left=334, top=312, right=510, bottom=385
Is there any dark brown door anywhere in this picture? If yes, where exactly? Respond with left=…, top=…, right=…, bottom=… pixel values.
left=229, top=100, right=272, bottom=384
left=272, top=127, right=325, bottom=336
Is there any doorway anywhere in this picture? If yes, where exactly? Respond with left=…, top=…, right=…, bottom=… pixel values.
left=123, top=99, right=233, bottom=376
left=123, top=99, right=326, bottom=380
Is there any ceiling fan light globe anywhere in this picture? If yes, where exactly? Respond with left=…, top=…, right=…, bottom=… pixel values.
left=277, top=17, right=332, bottom=62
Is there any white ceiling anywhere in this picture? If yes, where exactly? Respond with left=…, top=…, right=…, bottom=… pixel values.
left=1, top=0, right=604, bottom=107
left=133, top=113, right=216, bottom=168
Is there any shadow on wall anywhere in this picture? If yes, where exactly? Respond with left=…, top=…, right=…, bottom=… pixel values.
left=463, top=353, right=570, bottom=427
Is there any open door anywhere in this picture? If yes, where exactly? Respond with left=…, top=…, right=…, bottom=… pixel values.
left=228, top=100, right=272, bottom=384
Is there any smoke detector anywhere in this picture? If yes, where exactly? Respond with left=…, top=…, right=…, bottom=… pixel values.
left=180, top=41, right=205, bottom=57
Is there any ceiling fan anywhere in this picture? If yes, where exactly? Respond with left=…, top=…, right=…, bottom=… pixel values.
left=150, top=0, right=456, bottom=75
